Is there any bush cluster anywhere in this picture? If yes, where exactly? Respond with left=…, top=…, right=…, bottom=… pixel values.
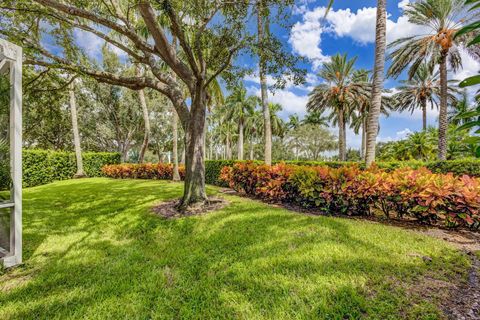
left=220, top=162, right=480, bottom=229
left=21, top=149, right=121, bottom=188
left=102, top=163, right=185, bottom=180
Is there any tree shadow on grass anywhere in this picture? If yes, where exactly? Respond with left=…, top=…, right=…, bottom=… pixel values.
left=0, top=178, right=466, bottom=319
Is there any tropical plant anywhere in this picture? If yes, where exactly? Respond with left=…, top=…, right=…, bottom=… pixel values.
left=393, top=64, right=458, bottom=131
left=224, top=85, right=258, bottom=160
left=387, top=0, right=480, bottom=160
left=365, top=0, right=387, bottom=166
left=307, top=54, right=370, bottom=161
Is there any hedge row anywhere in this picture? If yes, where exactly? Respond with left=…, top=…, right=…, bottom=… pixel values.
left=102, top=163, right=185, bottom=180
left=207, top=159, right=480, bottom=179
left=220, top=162, right=480, bottom=229
left=0, top=149, right=121, bottom=189
left=103, top=159, right=480, bottom=189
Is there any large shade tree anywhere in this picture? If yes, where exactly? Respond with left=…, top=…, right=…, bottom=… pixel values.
left=0, top=0, right=302, bottom=210
left=387, top=0, right=480, bottom=160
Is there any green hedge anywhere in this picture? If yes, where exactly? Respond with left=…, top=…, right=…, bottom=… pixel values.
left=20, top=149, right=121, bottom=188
left=203, top=159, right=480, bottom=186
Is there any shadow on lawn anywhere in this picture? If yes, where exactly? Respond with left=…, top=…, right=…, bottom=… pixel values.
left=0, top=178, right=465, bottom=319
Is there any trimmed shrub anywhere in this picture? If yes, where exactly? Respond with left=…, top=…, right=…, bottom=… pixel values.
left=207, top=159, right=480, bottom=186
left=22, top=149, right=120, bottom=187
left=221, top=162, right=480, bottom=229
left=102, top=163, right=185, bottom=180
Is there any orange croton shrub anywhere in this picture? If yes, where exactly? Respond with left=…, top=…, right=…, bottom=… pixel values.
left=221, top=162, right=480, bottom=229
left=102, top=163, right=185, bottom=180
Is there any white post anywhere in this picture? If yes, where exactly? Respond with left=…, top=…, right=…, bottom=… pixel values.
left=0, top=39, right=22, bottom=268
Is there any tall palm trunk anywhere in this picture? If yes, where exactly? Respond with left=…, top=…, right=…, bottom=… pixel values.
left=172, top=108, right=181, bottom=181
left=69, top=81, right=86, bottom=178
left=365, top=0, right=387, bottom=167
left=249, top=138, right=254, bottom=160
left=238, top=120, right=244, bottom=160
left=226, top=131, right=232, bottom=159
left=137, top=80, right=150, bottom=163
left=361, top=117, right=367, bottom=160
left=257, top=0, right=272, bottom=165
left=421, top=98, right=427, bottom=131
left=438, top=52, right=448, bottom=160
left=338, top=109, right=346, bottom=161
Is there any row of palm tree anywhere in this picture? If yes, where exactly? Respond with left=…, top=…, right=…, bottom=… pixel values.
left=307, top=0, right=479, bottom=163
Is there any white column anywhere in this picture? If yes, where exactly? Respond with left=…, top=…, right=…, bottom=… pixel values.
left=1, top=39, right=22, bottom=268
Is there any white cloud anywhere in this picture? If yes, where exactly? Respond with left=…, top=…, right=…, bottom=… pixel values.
left=74, top=29, right=103, bottom=59
left=289, top=4, right=429, bottom=65
left=244, top=71, right=319, bottom=91
left=396, top=128, right=412, bottom=138
left=246, top=86, right=309, bottom=117
left=289, top=7, right=331, bottom=70
left=398, top=0, right=410, bottom=9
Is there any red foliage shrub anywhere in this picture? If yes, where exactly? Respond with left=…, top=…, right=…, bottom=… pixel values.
left=220, top=162, right=480, bottom=229
left=102, top=163, right=185, bottom=180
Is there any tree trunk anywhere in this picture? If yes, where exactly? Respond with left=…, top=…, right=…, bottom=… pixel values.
left=365, top=0, right=386, bottom=167
left=238, top=120, right=244, bottom=160
left=226, top=131, right=232, bottom=159
left=249, top=138, right=254, bottom=160
left=361, top=117, right=366, bottom=161
left=69, top=81, right=86, bottom=178
left=338, top=109, right=346, bottom=161
left=421, top=98, right=427, bottom=131
left=137, top=67, right=150, bottom=164
left=257, top=0, right=272, bottom=165
left=172, top=107, right=181, bottom=181
left=178, top=84, right=208, bottom=210
left=438, top=52, right=448, bottom=161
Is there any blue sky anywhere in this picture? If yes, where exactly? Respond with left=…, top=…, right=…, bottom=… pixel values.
left=71, top=0, right=480, bottom=150
left=239, top=0, right=480, bottom=149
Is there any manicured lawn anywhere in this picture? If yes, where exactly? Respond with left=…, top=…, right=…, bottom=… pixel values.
left=0, top=178, right=470, bottom=319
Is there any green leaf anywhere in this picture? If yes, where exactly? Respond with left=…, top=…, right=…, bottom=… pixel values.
left=454, top=21, right=480, bottom=39
left=459, top=75, right=480, bottom=88
left=457, top=122, right=479, bottom=131
left=468, top=34, right=480, bottom=46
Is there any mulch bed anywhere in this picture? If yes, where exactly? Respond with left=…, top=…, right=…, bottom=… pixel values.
left=152, top=197, right=229, bottom=219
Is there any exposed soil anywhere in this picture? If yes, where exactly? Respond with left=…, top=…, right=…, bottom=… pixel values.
left=442, top=253, right=480, bottom=320
left=152, top=197, right=228, bottom=219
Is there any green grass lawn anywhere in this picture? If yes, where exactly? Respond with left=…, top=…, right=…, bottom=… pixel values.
left=0, top=178, right=470, bottom=319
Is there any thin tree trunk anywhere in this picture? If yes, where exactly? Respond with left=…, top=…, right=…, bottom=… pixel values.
left=257, top=0, right=272, bottom=165
left=338, top=109, right=346, bottom=161
left=365, top=0, right=387, bottom=167
left=361, top=117, right=366, bottom=160
left=226, top=131, right=232, bottom=159
left=249, top=138, right=254, bottom=160
left=421, top=98, right=427, bottom=131
left=137, top=66, right=150, bottom=164
left=69, top=81, right=86, bottom=178
left=438, top=52, right=448, bottom=161
left=238, top=120, right=244, bottom=160
left=172, top=107, right=181, bottom=181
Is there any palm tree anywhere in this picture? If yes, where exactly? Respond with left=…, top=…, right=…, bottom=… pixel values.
left=365, top=0, right=387, bottom=166
left=387, top=0, right=480, bottom=160
left=245, top=110, right=264, bottom=160
left=393, top=64, right=458, bottom=131
left=224, top=85, right=257, bottom=160
left=449, top=89, right=476, bottom=126
left=307, top=54, right=369, bottom=161
left=68, top=79, right=86, bottom=178
left=256, top=0, right=272, bottom=165
left=136, top=65, right=151, bottom=164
